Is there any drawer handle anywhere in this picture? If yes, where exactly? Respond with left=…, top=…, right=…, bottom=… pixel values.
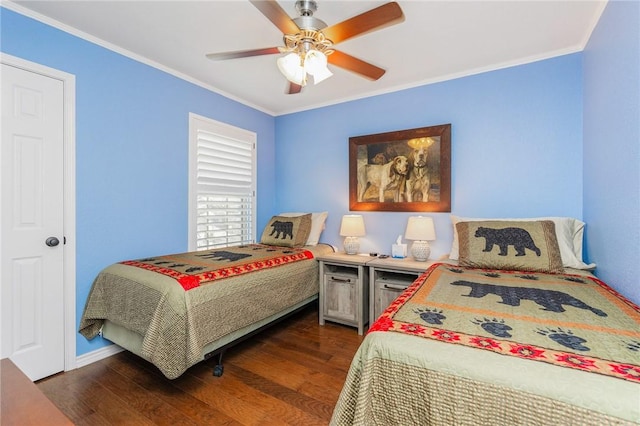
left=330, top=276, right=353, bottom=283
left=383, top=284, right=408, bottom=290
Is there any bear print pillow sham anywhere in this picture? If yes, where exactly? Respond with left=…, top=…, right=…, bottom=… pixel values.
left=449, top=215, right=595, bottom=270
left=456, top=220, right=564, bottom=273
left=260, top=214, right=312, bottom=248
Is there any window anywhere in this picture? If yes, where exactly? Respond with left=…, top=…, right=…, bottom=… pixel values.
left=188, top=113, right=256, bottom=251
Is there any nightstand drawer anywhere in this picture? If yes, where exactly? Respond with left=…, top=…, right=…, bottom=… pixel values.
left=324, top=273, right=357, bottom=322
left=368, top=258, right=433, bottom=322
left=317, top=253, right=370, bottom=335
left=374, top=276, right=413, bottom=319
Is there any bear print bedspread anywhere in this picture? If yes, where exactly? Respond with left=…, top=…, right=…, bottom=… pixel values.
left=119, top=244, right=314, bottom=290
left=79, top=244, right=329, bottom=379
left=371, top=263, right=640, bottom=382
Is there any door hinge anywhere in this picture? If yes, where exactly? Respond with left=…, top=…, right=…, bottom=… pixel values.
left=64, top=236, right=66, bottom=245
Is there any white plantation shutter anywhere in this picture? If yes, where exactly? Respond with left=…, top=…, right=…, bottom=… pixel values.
left=189, top=113, right=256, bottom=251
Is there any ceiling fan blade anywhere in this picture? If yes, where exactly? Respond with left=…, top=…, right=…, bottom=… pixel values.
left=287, top=82, right=303, bottom=95
left=328, top=50, right=385, bottom=81
left=250, top=0, right=300, bottom=35
left=321, top=2, right=404, bottom=44
left=206, top=47, right=281, bottom=61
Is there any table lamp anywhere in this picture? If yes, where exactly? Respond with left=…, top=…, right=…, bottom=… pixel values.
left=404, top=216, right=436, bottom=261
left=340, top=215, right=366, bottom=255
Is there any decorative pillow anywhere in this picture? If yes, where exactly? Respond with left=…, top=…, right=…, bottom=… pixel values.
left=456, top=220, right=564, bottom=273
left=449, top=215, right=595, bottom=270
left=279, top=212, right=328, bottom=245
left=260, top=214, right=312, bottom=247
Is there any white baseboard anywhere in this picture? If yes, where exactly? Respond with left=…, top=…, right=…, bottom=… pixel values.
left=74, top=344, right=123, bottom=369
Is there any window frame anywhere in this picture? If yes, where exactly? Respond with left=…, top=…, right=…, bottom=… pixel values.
left=188, top=113, right=257, bottom=251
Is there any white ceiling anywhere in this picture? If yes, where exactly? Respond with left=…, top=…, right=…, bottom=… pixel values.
left=8, top=0, right=606, bottom=116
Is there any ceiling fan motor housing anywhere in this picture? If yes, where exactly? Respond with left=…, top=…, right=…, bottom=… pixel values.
left=288, top=0, right=332, bottom=58
left=295, top=0, right=317, bottom=16
left=294, top=0, right=327, bottom=30
left=293, top=15, right=327, bottom=31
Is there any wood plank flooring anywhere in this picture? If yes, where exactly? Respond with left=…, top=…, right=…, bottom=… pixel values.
left=36, top=305, right=364, bottom=426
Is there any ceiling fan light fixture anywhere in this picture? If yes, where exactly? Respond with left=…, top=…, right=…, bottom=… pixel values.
left=310, top=66, right=333, bottom=85
left=304, top=49, right=326, bottom=71
left=277, top=52, right=307, bottom=85
left=304, top=49, right=333, bottom=84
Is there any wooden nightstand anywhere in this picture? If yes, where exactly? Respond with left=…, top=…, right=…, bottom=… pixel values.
left=368, top=257, right=434, bottom=322
left=317, top=252, right=370, bottom=335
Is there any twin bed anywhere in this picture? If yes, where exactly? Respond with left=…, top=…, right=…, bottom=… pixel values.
left=331, top=263, right=640, bottom=425
left=331, top=217, right=640, bottom=425
left=79, top=212, right=332, bottom=379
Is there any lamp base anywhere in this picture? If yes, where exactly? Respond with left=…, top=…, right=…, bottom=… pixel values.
left=411, top=241, right=431, bottom=261
left=343, top=236, right=360, bottom=255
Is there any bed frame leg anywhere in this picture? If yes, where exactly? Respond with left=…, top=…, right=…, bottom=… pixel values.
left=213, top=351, right=224, bottom=377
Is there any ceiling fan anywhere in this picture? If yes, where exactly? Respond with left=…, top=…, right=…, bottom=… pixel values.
left=206, top=0, right=405, bottom=94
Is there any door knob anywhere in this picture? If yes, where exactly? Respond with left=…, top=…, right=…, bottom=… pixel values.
left=45, top=237, right=60, bottom=247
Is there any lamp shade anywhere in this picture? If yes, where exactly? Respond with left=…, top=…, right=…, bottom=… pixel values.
left=304, top=50, right=326, bottom=72
left=340, top=215, right=366, bottom=237
left=277, top=53, right=306, bottom=85
left=405, top=216, right=436, bottom=241
left=304, top=49, right=333, bottom=85
left=309, top=65, right=333, bottom=85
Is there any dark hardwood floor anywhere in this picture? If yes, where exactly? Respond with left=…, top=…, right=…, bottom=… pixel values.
left=36, top=305, right=365, bottom=426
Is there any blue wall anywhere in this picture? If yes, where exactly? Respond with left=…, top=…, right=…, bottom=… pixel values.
left=583, top=0, right=640, bottom=304
left=276, top=54, right=584, bottom=261
left=1, top=8, right=277, bottom=355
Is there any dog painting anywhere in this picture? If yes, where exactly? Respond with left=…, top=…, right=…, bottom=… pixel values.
left=349, top=124, right=451, bottom=212
left=357, top=155, right=409, bottom=202
left=406, top=143, right=432, bottom=202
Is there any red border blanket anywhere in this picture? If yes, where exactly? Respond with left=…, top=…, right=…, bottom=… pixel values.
left=370, top=263, right=640, bottom=382
left=121, top=244, right=314, bottom=290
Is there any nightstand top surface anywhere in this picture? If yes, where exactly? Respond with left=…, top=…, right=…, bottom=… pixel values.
left=367, top=256, right=434, bottom=272
left=316, top=251, right=372, bottom=265
left=317, top=252, right=440, bottom=270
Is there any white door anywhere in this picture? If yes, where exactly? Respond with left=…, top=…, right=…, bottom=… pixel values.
left=1, top=63, right=65, bottom=381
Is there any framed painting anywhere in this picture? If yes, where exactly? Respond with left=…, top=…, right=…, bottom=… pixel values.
left=349, top=124, right=451, bottom=212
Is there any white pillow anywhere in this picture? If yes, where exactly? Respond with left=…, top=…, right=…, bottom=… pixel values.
left=449, top=215, right=595, bottom=270
left=279, top=212, right=328, bottom=246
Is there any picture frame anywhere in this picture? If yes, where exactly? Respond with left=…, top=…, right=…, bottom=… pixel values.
left=349, top=124, right=451, bottom=212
